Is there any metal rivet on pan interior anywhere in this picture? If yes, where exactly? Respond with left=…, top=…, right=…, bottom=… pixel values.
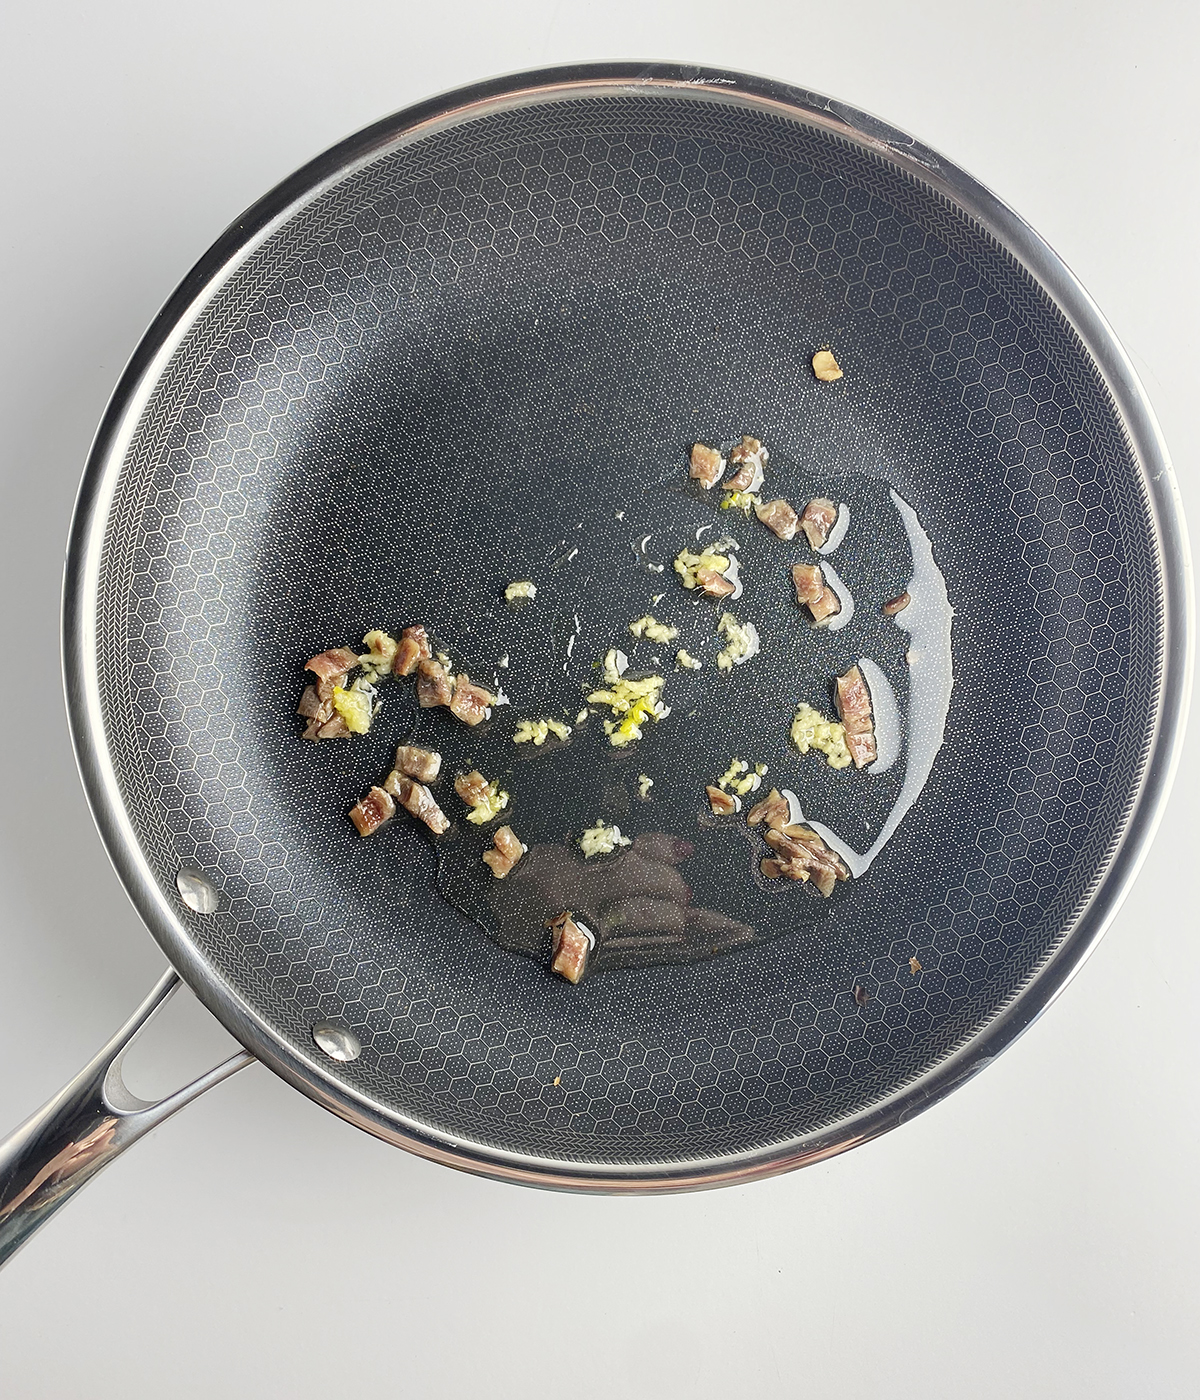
left=176, top=869, right=219, bottom=915
left=312, top=1023, right=362, bottom=1062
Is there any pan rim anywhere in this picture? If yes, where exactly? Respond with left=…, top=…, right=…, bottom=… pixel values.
left=61, top=61, right=1194, bottom=1191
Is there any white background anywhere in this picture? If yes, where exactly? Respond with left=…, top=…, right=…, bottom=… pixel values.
left=1, top=3, right=1196, bottom=1396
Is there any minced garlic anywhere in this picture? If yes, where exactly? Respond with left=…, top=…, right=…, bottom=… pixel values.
left=587, top=673, right=669, bottom=748
left=714, top=757, right=763, bottom=797
left=790, top=702, right=852, bottom=769
left=812, top=349, right=843, bottom=382
left=505, top=580, right=537, bottom=601
left=579, top=820, right=632, bottom=858
left=601, top=648, right=629, bottom=684
left=331, top=685, right=373, bottom=733
left=628, top=614, right=679, bottom=644
left=674, top=548, right=730, bottom=590
left=513, top=717, right=572, bottom=746
left=358, top=630, right=398, bottom=680
left=637, top=774, right=654, bottom=799
left=715, top=612, right=758, bottom=672
left=676, top=648, right=702, bottom=670
left=720, top=490, right=761, bottom=514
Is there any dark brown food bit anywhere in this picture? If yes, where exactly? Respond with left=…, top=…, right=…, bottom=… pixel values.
left=394, top=625, right=433, bottom=676
left=415, top=657, right=454, bottom=708
left=909, top=956, right=922, bottom=975
left=548, top=911, right=592, bottom=984
left=746, top=788, right=790, bottom=829
left=394, top=744, right=441, bottom=782
left=300, top=646, right=358, bottom=738
left=482, top=824, right=525, bottom=879
left=754, top=497, right=799, bottom=541
left=454, top=770, right=492, bottom=807
left=835, top=664, right=877, bottom=769
left=695, top=567, right=736, bottom=599
left=800, top=498, right=838, bottom=550
left=449, top=673, right=495, bottom=726
left=296, top=685, right=324, bottom=720
left=759, top=856, right=792, bottom=880
left=706, top=785, right=738, bottom=816
left=853, top=983, right=870, bottom=1007
left=689, top=442, right=724, bottom=489
left=883, top=591, right=911, bottom=616
left=349, top=785, right=395, bottom=837
left=384, top=772, right=450, bottom=834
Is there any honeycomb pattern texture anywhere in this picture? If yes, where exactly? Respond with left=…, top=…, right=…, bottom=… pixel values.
left=95, top=90, right=1161, bottom=1167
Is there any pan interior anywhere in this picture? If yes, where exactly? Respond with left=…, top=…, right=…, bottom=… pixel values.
left=93, top=85, right=1161, bottom=1170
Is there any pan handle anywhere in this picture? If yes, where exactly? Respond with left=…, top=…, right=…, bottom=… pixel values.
left=0, top=970, right=253, bottom=1269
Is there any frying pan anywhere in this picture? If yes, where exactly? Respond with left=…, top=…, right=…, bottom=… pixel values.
left=0, top=63, right=1190, bottom=1266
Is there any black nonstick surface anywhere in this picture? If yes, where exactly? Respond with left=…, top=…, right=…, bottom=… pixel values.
left=79, top=70, right=1169, bottom=1178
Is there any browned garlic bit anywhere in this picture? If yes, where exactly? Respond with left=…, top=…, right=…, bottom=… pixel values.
left=298, top=647, right=359, bottom=739
left=791, top=562, right=841, bottom=624
left=812, top=349, right=843, bottom=382
left=384, top=772, right=450, bottom=834
left=800, top=498, right=838, bottom=550
left=449, top=673, right=495, bottom=726
left=393, top=624, right=433, bottom=676
left=348, top=786, right=395, bottom=837
left=689, top=442, right=725, bottom=489
left=706, top=785, right=739, bottom=816
left=835, top=664, right=877, bottom=769
left=415, top=657, right=454, bottom=708
left=548, top=911, right=594, bottom=984
left=754, top=498, right=799, bottom=541
left=909, top=956, right=923, bottom=975
left=883, top=591, right=911, bottom=616
left=482, top=825, right=526, bottom=878
left=394, top=744, right=442, bottom=782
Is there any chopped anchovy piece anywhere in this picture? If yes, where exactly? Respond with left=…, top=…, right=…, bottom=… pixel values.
left=835, top=664, right=877, bottom=769
left=296, top=685, right=324, bottom=720
left=349, top=785, right=395, bottom=837
left=313, top=714, right=350, bottom=740
left=812, top=349, right=843, bottom=381
left=706, top=785, right=739, bottom=815
left=384, top=772, right=450, bottom=834
left=449, top=673, right=494, bottom=726
left=305, top=647, right=358, bottom=684
left=725, top=436, right=768, bottom=489
left=791, top=562, right=841, bottom=624
left=754, top=498, right=799, bottom=541
left=394, top=744, right=442, bottom=782
left=454, top=769, right=509, bottom=824
left=689, top=442, right=725, bottom=489
left=883, top=591, right=911, bottom=616
left=394, top=624, right=433, bottom=676
left=548, top=911, right=594, bottom=984
left=800, top=498, right=839, bottom=550
left=482, top=824, right=526, bottom=879
left=746, top=788, right=790, bottom=828
left=695, top=566, right=736, bottom=598
left=761, top=823, right=850, bottom=897
left=415, top=657, right=454, bottom=708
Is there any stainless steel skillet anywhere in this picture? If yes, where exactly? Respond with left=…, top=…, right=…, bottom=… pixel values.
left=0, top=63, right=1190, bottom=1267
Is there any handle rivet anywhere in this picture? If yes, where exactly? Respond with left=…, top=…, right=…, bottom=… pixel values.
left=312, top=1023, right=362, bottom=1062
